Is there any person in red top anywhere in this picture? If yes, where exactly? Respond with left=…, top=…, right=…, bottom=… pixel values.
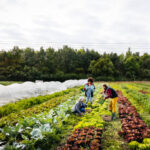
left=102, top=84, right=118, bottom=120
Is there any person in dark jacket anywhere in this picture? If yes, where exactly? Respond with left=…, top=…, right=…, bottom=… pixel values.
left=72, top=97, right=86, bottom=115
left=84, top=77, right=95, bottom=104
left=102, top=84, right=118, bottom=120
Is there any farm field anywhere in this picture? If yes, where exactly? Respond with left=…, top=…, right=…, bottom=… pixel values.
left=0, top=82, right=150, bottom=150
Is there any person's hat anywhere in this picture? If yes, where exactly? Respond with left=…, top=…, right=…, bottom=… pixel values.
left=79, top=96, right=85, bottom=102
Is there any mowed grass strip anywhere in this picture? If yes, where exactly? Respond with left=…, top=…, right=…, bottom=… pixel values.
left=0, top=81, right=23, bottom=86
left=102, top=120, right=129, bottom=150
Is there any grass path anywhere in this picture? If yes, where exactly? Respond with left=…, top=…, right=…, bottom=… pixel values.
left=102, top=119, right=129, bottom=150
left=0, top=81, right=23, bottom=86
left=101, top=82, right=129, bottom=150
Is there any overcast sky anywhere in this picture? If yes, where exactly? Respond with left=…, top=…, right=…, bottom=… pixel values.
left=0, top=0, right=150, bottom=54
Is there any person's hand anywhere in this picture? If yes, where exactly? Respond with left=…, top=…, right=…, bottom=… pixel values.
left=80, top=113, right=85, bottom=116
left=103, top=97, right=106, bottom=100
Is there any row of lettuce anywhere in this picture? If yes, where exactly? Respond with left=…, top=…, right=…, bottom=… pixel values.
left=111, top=83, right=150, bottom=150
left=121, top=83, right=150, bottom=126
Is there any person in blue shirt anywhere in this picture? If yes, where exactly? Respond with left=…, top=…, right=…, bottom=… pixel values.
left=84, top=77, right=95, bottom=104
left=72, top=97, right=86, bottom=115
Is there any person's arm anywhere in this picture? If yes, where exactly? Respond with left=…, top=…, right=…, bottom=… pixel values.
left=91, top=85, right=95, bottom=92
left=104, top=88, right=112, bottom=99
left=101, top=88, right=106, bottom=94
left=84, top=84, right=88, bottom=91
left=100, top=91, right=104, bottom=94
left=82, top=103, right=87, bottom=108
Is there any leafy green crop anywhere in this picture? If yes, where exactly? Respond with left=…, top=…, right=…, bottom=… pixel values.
left=125, top=88, right=150, bottom=113
left=129, top=138, right=150, bottom=150
left=1, top=93, right=84, bottom=149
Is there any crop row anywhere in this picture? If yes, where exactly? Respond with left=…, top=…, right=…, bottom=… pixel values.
left=133, top=83, right=150, bottom=92
left=124, top=84, right=150, bottom=113
left=58, top=127, right=103, bottom=150
left=0, top=84, right=101, bottom=149
left=120, top=85, right=150, bottom=127
left=0, top=87, right=81, bottom=128
left=73, top=85, right=109, bottom=129
left=117, top=91, right=150, bottom=150
left=73, top=100, right=111, bottom=130
left=111, top=83, right=150, bottom=127
left=0, top=93, right=84, bottom=150
left=57, top=89, right=111, bottom=150
left=0, top=86, right=82, bottom=118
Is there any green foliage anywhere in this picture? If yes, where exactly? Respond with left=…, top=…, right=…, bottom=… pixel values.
left=0, top=81, right=23, bottom=86
left=89, top=57, right=114, bottom=76
left=0, top=132, right=6, bottom=140
left=114, top=83, right=150, bottom=127
left=74, top=87, right=109, bottom=129
left=143, top=138, right=150, bottom=144
left=34, top=133, right=61, bottom=150
left=0, top=46, right=149, bottom=81
left=128, top=141, right=139, bottom=149
left=102, top=121, right=129, bottom=150
left=124, top=55, right=140, bottom=80
left=95, top=76, right=115, bottom=81
left=0, top=46, right=99, bottom=81
left=124, top=87, right=150, bottom=114
left=128, top=139, right=150, bottom=150
left=0, top=90, right=85, bottom=149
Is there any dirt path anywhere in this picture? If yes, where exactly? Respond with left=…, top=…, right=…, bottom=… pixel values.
left=101, top=90, right=130, bottom=150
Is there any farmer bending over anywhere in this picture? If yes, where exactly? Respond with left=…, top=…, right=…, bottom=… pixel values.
left=72, top=97, right=87, bottom=116
left=84, top=77, right=95, bottom=104
left=102, top=84, right=118, bottom=120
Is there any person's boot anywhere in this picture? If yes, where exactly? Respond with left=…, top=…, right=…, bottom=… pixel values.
left=112, top=112, right=116, bottom=120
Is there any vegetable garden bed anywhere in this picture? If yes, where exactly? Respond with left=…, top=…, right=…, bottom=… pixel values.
left=0, top=82, right=150, bottom=150
left=117, top=90, right=150, bottom=149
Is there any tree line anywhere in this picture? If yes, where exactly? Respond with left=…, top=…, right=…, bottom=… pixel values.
left=0, top=46, right=149, bottom=81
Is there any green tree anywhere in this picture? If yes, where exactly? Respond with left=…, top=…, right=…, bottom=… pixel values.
left=89, top=57, right=114, bottom=76
left=124, top=56, right=140, bottom=80
left=140, top=53, right=150, bottom=79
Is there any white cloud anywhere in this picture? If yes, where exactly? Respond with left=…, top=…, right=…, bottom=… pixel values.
left=0, top=0, right=150, bottom=54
